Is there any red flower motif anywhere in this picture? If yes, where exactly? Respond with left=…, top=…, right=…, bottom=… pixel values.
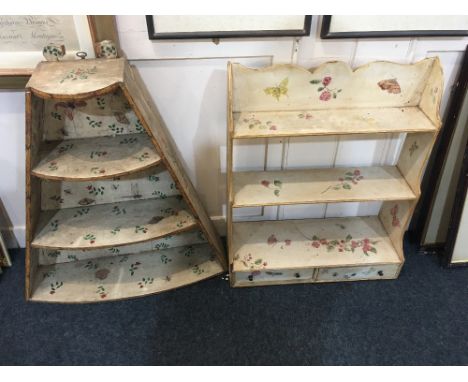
left=90, top=240, right=95, bottom=244
left=322, top=76, right=332, bottom=86
left=252, top=270, right=261, bottom=276
left=261, top=180, right=270, bottom=188
left=99, top=169, right=106, bottom=173
left=101, top=294, right=107, bottom=298
left=351, top=240, right=359, bottom=248
left=267, top=234, right=277, bottom=246
left=285, top=239, right=291, bottom=246
left=319, top=91, right=332, bottom=101
left=269, top=125, right=277, bottom=130
left=320, top=239, right=328, bottom=245
left=86, top=185, right=93, bottom=190
left=354, top=169, right=361, bottom=176
left=312, top=241, right=320, bottom=248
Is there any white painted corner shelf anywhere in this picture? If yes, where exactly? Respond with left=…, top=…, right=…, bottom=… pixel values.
left=25, top=58, right=226, bottom=303
left=227, top=58, right=443, bottom=287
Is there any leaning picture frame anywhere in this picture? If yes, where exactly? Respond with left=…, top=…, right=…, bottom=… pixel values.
left=146, top=15, right=312, bottom=40
left=321, top=15, right=468, bottom=39
left=0, top=15, right=119, bottom=89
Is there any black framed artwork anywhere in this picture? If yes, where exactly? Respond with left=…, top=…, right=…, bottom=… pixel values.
left=321, top=15, right=468, bottom=39
left=409, top=46, right=468, bottom=266
left=146, top=15, right=312, bottom=40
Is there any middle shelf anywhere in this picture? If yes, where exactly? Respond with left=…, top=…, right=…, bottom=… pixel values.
left=232, top=165, right=416, bottom=207
left=32, top=133, right=162, bottom=181
left=32, top=196, right=197, bottom=250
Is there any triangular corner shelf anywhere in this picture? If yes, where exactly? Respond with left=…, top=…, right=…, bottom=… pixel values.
left=25, top=58, right=226, bottom=303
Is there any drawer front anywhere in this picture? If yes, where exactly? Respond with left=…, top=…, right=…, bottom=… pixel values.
left=316, top=264, right=400, bottom=282
left=235, top=268, right=314, bottom=285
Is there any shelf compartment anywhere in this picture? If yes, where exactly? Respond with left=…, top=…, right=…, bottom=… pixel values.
left=232, top=216, right=401, bottom=273
left=233, top=107, right=436, bottom=139
left=30, top=243, right=223, bottom=303
left=32, top=196, right=197, bottom=250
left=38, top=229, right=207, bottom=265
left=32, top=134, right=161, bottom=181
left=232, top=166, right=416, bottom=207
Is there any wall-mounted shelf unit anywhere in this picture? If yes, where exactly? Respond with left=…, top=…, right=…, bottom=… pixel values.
left=227, top=58, right=443, bottom=287
left=25, top=58, right=226, bottom=302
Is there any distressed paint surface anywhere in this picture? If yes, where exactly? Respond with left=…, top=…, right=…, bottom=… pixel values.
left=31, top=243, right=222, bottom=302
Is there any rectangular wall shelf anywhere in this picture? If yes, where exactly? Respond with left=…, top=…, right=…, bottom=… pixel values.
left=227, top=58, right=443, bottom=287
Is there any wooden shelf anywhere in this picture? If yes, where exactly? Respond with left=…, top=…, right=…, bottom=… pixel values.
left=30, top=243, right=223, bottom=303
left=233, top=166, right=416, bottom=207
left=32, top=197, right=197, bottom=250
left=32, top=134, right=161, bottom=181
left=233, top=107, right=436, bottom=139
left=232, top=216, right=401, bottom=272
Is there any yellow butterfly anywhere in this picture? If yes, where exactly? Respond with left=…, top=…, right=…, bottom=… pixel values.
left=264, top=77, right=289, bottom=101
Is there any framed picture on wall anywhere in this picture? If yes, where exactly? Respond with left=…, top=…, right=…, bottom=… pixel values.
left=0, top=15, right=119, bottom=88
left=321, top=15, right=468, bottom=38
left=146, top=15, right=312, bottom=40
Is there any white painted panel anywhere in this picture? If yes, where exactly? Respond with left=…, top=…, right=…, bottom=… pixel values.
left=0, top=91, right=25, bottom=247
left=280, top=203, right=326, bottom=220
left=452, top=194, right=468, bottom=263
left=116, top=15, right=295, bottom=63
left=284, top=136, right=338, bottom=169
left=335, top=134, right=394, bottom=167
left=296, top=17, right=357, bottom=67
left=325, top=201, right=383, bottom=218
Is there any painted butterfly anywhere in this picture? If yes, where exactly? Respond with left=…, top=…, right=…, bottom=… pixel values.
left=264, top=77, right=289, bottom=101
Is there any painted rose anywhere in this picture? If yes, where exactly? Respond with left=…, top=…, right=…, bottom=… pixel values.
left=322, top=76, right=332, bottom=86
left=267, top=234, right=277, bottom=246
left=284, top=239, right=291, bottom=246
left=319, top=91, right=332, bottom=101
left=95, top=268, right=110, bottom=280
left=261, top=180, right=270, bottom=187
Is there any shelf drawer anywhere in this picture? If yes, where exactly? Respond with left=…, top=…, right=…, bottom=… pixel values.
left=315, top=264, right=401, bottom=282
left=234, top=268, right=314, bottom=286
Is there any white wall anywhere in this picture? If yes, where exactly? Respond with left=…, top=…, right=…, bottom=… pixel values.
left=1, top=15, right=467, bottom=247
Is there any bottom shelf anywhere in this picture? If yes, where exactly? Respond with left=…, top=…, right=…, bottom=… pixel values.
left=30, top=243, right=223, bottom=303
left=231, top=216, right=402, bottom=287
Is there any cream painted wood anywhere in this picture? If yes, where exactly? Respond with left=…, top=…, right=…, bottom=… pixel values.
left=231, top=60, right=434, bottom=112
left=233, top=107, right=436, bottom=139
left=235, top=268, right=315, bottom=286
left=227, top=58, right=443, bottom=287
left=25, top=57, right=226, bottom=301
left=30, top=243, right=222, bottom=303
left=315, top=264, right=400, bottom=282
left=38, top=230, right=207, bottom=265
left=32, top=134, right=161, bottom=181
left=41, top=166, right=178, bottom=210
left=233, top=166, right=416, bottom=207
left=32, top=197, right=196, bottom=250
left=26, top=58, right=126, bottom=98
left=232, top=217, right=401, bottom=273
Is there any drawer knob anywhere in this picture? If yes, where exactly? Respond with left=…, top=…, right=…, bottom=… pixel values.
left=248, top=275, right=253, bottom=281
left=294, top=273, right=300, bottom=278
left=378, top=270, right=384, bottom=276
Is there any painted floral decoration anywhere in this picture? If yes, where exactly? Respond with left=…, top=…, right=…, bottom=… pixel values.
left=234, top=253, right=267, bottom=270
left=310, top=76, right=342, bottom=101
left=390, top=204, right=401, bottom=227
left=260, top=179, right=282, bottom=196
left=321, top=169, right=364, bottom=194
left=60, top=66, right=98, bottom=83
left=243, top=115, right=277, bottom=131
left=308, top=234, right=378, bottom=255
left=409, top=141, right=419, bottom=157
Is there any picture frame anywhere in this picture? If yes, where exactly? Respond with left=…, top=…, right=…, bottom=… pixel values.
left=321, top=15, right=468, bottom=39
left=0, top=15, right=119, bottom=89
left=410, top=46, right=468, bottom=263
left=146, top=15, right=312, bottom=40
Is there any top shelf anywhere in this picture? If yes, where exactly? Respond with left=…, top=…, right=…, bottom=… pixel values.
left=232, top=107, right=436, bottom=139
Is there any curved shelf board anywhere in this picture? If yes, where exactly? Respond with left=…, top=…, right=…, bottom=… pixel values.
left=32, top=197, right=197, bottom=250
left=232, top=216, right=401, bottom=273
left=30, top=244, right=223, bottom=303
left=233, top=107, right=437, bottom=139
left=32, top=134, right=161, bottom=181
left=233, top=166, right=416, bottom=207
left=26, top=58, right=125, bottom=100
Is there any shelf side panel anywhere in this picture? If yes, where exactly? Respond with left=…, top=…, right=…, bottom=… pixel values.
left=419, top=57, right=444, bottom=128
left=231, top=59, right=435, bottom=112
left=121, top=64, right=227, bottom=270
